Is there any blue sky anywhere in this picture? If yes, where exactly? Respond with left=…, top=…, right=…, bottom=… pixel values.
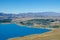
left=0, top=0, right=60, bottom=14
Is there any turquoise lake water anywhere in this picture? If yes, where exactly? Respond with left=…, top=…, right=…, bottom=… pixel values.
left=0, top=24, right=50, bottom=40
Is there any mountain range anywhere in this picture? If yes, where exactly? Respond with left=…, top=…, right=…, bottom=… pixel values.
left=0, top=12, right=60, bottom=19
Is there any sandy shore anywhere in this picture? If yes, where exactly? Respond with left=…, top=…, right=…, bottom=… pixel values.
left=8, top=28, right=60, bottom=40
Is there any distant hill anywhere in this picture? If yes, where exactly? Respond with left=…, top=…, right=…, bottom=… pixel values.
left=18, top=12, right=60, bottom=18
left=0, top=12, right=60, bottom=19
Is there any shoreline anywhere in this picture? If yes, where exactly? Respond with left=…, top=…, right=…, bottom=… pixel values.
left=8, top=23, right=53, bottom=40
left=15, top=23, right=56, bottom=30
left=8, top=29, right=52, bottom=40
left=8, top=28, right=60, bottom=40
left=0, top=23, right=58, bottom=40
left=0, top=23, right=11, bottom=24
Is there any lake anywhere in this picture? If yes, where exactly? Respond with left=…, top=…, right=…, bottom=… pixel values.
left=0, top=24, right=50, bottom=40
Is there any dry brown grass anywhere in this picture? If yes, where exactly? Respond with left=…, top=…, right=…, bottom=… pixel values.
left=8, top=28, right=60, bottom=40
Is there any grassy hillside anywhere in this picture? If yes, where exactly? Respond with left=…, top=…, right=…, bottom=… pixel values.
left=19, top=19, right=60, bottom=28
